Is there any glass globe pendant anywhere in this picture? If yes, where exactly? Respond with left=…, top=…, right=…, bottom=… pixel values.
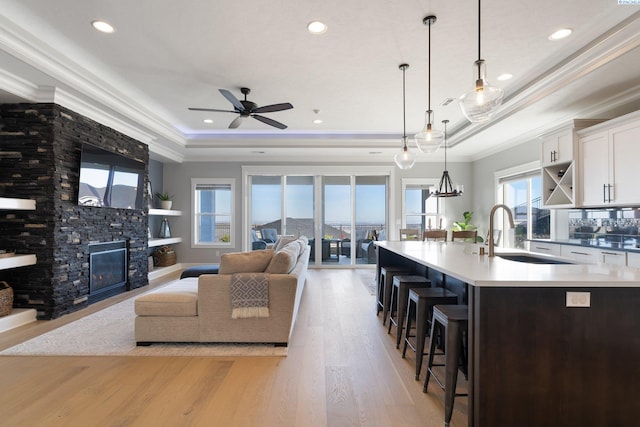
left=459, top=0, right=503, bottom=123
left=394, top=63, right=416, bottom=169
left=415, top=109, right=443, bottom=154
left=394, top=136, right=416, bottom=169
left=414, top=15, right=443, bottom=154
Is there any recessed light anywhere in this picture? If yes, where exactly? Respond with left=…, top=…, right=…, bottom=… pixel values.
left=497, top=73, right=513, bottom=81
left=203, top=119, right=214, bottom=124
left=307, top=21, right=327, bottom=35
left=91, top=20, right=115, bottom=34
left=313, top=119, right=323, bottom=124
left=548, top=28, right=572, bottom=41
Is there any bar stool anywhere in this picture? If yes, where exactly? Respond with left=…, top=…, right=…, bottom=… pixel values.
left=387, top=275, right=430, bottom=348
left=378, top=266, right=411, bottom=325
left=402, top=287, right=458, bottom=380
left=423, top=304, right=469, bottom=427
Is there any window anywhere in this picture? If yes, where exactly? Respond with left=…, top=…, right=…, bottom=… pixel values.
left=192, top=178, right=234, bottom=247
left=243, top=165, right=390, bottom=266
left=402, top=179, right=442, bottom=234
left=496, top=163, right=550, bottom=249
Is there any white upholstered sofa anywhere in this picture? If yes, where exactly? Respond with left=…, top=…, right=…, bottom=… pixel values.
left=134, top=237, right=310, bottom=346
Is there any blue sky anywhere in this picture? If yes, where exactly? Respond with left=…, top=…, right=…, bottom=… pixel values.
left=252, top=183, right=385, bottom=224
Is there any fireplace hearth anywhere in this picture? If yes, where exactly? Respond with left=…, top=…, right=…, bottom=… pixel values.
left=89, top=241, right=128, bottom=303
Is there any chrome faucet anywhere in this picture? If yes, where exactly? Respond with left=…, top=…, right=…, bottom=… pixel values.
left=488, top=204, right=515, bottom=257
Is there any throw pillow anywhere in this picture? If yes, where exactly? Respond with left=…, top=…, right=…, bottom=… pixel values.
left=274, top=235, right=297, bottom=252
left=266, top=242, right=300, bottom=274
left=219, top=249, right=275, bottom=274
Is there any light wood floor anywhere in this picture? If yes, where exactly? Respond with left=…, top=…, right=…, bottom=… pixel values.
left=0, top=269, right=468, bottom=427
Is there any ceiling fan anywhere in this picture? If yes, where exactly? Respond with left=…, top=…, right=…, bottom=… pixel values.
left=188, top=87, right=293, bottom=129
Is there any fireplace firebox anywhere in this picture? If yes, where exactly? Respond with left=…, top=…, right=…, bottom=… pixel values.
left=88, top=240, right=128, bottom=303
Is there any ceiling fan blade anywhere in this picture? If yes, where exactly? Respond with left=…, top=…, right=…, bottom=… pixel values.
left=252, top=114, right=288, bottom=129
left=252, top=103, right=294, bottom=114
left=188, top=107, right=237, bottom=113
left=229, top=116, right=244, bottom=129
left=219, top=89, right=245, bottom=112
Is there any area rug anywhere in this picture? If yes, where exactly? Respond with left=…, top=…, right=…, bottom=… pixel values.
left=0, top=285, right=287, bottom=357
left=359, top=269, right=377, bottom=296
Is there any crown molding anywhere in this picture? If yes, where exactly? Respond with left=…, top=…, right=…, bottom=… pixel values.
left=449, top=11, right=640, bottom=148
left=0, top=14, right=187, bottom=149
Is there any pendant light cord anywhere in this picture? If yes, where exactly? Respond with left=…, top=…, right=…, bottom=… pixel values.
left=443, top=120, right=448, bottom=168
left=402, top=65, right=407, bottom=141
left=477, top=0, right=482, bottom=61
left=428, top=18, right=432, bottom=112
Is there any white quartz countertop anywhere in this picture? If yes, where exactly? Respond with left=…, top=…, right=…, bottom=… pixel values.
left=376, top=240, right=640, bottom=287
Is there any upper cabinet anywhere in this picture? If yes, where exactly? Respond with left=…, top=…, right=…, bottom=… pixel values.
left=541, top=128, right=575, bottom=167
left=540, top=119, right=603, bottom=208
left=578, top=111, right=640, bottom=207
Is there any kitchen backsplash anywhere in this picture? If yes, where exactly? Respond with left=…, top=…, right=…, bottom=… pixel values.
left=568, top=208, right=640, bottom=245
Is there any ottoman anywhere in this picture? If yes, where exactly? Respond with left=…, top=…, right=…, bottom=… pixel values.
left=180, top=264, right=220, bottom=279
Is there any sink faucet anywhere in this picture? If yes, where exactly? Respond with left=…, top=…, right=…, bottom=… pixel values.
left=488, top=204, right=515, bottom=257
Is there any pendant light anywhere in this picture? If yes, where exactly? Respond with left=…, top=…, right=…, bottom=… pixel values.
left=414, top=15, right=444, bottom=154
left=430, top=120, right=463, bottom=197
left=459, top=0, right=504, bottom=123
left=394, top=63, right=416, bottom=170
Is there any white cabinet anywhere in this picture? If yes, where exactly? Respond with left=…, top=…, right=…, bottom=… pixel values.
left=541, top=128, right=574, bottom=167
left=540, top=120, right=603, bottom=208
left=578, top=111, right=640, bottom=207
left=560, top=245, right=600, bottom=264
left=627, top=252, right=640, bottom=269
left=600, top=250, right=627, bottom=266
left=529, top=241, right=561, bottom=256
left=0, top=197, right=37, bottom=271
left=560, top=244, right=628, bottom=266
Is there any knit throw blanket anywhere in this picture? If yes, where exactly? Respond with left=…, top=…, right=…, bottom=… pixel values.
left=231, top=273, right=270, bottom=319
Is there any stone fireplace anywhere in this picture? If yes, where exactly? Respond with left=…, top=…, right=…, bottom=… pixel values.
left=0, top=103, right=150, bottom=319
left=88, top=241, right=128, bottom=304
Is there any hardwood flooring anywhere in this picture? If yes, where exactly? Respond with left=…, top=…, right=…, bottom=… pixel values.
left=0, top=269, right=468, bottom=427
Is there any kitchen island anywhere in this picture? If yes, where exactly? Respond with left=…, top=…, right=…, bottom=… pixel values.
left=376, top=240, right=640, bottom=427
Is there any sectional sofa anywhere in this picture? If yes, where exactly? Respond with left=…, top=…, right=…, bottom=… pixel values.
left=134, top=236, right=310, bottom=346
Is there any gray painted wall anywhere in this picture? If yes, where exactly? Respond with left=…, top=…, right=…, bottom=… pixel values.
left=161, top=159, right=479, bottom=264
left=471, top=140, right=540, bottom=239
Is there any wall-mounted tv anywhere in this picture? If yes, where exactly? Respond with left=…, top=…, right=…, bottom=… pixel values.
left=77, top=143, right=145, bottom=210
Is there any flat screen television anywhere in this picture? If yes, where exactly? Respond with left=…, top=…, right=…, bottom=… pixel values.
left=77, top=143, right=145, bottom=210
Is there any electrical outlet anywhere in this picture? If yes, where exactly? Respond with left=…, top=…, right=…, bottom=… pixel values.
left=216, top=250, right=220, bottom=257
left=566, top=291, right=590, bottom=307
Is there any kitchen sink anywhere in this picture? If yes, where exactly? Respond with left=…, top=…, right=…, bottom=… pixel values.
left=496, top=254, right=573, bottom=265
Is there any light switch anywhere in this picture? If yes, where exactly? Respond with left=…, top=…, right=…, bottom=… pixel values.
left=566, top=291, right=590, bottom=307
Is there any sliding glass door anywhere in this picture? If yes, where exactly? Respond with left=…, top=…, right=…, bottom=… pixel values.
left=246, top=167, right=390, bottom=267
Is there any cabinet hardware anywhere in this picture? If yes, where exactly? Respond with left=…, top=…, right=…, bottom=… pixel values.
left=601, top=251, right=621, bottom=256
left=535, top=246, right=550, bottom=251
left=570, top=251, right=591, bottom=256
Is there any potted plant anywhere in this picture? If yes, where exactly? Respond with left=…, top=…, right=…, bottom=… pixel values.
left=155, top=192, right=173, bottom=210
left=452, top=211, right=484, bottom=243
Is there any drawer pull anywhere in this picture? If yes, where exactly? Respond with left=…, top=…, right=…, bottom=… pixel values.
left=535, top=247, right=550, bottom=251
left=570, top=251, right=591, bottom=256
left=601, top=251, right=621, bottom=256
